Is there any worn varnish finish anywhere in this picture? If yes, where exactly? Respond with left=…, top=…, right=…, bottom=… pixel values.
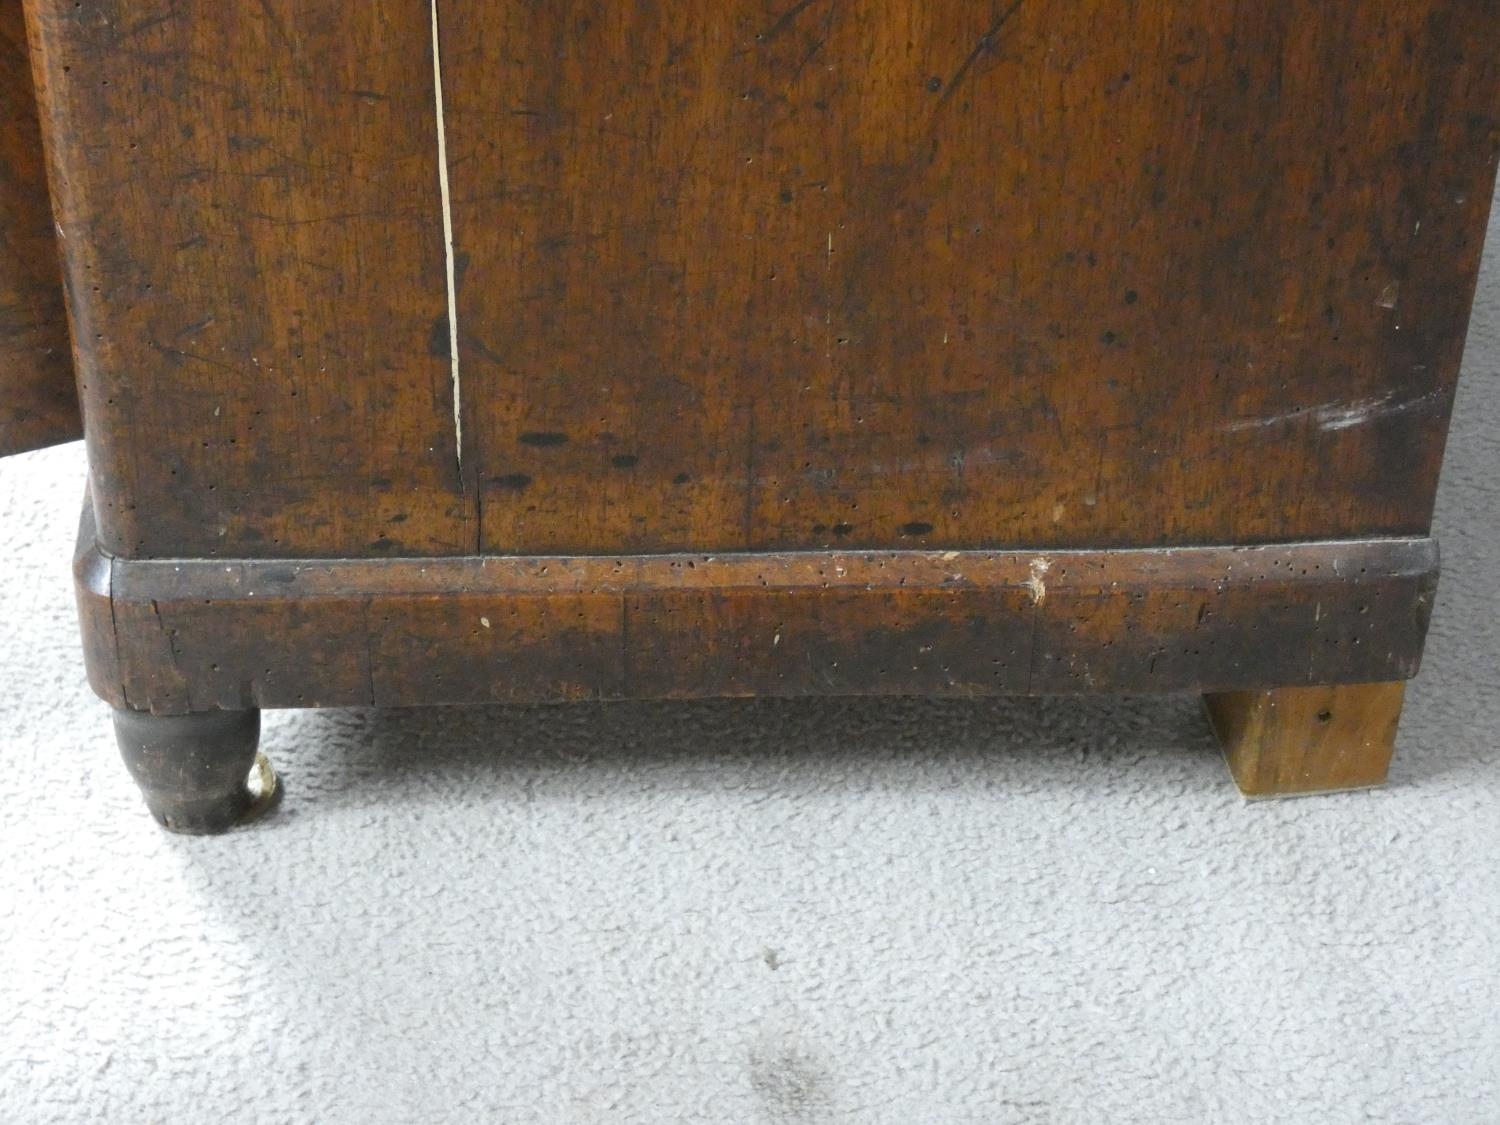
left=14, top=4, right=1500, bottom=825
left=75, top=518, right=1437, bottom=714
left=0, top=0, right=75, bottom=456
left=1206, top=682, right=1406, bottom=796
left=22, top=1, right=1500, bottom=556
left=25, top=0, right=473, bottom=558
left=441, top=2, right=1500, bottom=554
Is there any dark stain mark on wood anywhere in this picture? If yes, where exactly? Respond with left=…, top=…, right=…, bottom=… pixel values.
left=611, top=454, right=640, bottom=469
left=493, top=473, right=532, bottom=490
left=518, top=431, right=569, bottom=448
left=428, top=315, right=451, bottom=358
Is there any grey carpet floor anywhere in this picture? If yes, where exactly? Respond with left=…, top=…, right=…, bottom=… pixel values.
left=3, top=204, right=1498, bottom=1124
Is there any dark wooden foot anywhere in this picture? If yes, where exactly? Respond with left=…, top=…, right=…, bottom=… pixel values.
left=112, top=708, right=276, bottom=833
left=1204, top=682, right=1405, bottom=798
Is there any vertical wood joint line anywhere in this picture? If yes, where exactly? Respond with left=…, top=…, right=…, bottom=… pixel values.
left=430, top=0, right=463, bottom=486
left=620, top=595, right=631, bottom=699
left=107, top=553, right=131, bottom=712
left=361, top=599, right=378, bottom=707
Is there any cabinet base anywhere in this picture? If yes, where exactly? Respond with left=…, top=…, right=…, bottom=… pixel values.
left=74, top=504, right=1440, bottom=825
left=73, top=505, right=1438, bottom=714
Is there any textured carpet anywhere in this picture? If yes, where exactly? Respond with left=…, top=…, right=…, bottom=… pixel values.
left=3, top=205, right=1498, bottom=1124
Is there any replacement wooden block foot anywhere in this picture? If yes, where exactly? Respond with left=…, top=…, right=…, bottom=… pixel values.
left=1204, top=682, right=1406, bottom=798
left=112, top=708, right=277, bottom=834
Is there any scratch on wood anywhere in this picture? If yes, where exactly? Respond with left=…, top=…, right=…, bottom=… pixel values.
left=756, top=0, right=830, bottom=44
left=254, top=0, right=294, bottom=50
left=933, top=0, right=1027, bottom=115
left=111, top=12, right=178, bottom=44
left=794, top=9, right=835, bottom=75
left=1222, top=390, right=1446, bottom=434
left=431, top=0, right=464, bottom=483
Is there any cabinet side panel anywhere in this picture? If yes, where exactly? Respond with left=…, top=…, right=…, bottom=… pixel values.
left=0, top=0, right=76, bottom=457
left=442, top=1, right=1500, bottom=554
left=26, top=0, right=473, bottom=557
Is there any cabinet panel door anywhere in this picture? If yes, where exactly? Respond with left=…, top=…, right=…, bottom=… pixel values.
left=440, top=1, right=1500, bottom=554
left=0, top=0, right=77, bottom=458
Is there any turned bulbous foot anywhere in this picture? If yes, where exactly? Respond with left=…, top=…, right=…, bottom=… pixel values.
left=112, top=708, right=277, bottom=833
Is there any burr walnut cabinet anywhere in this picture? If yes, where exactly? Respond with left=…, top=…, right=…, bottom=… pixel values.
left=3, top=1, right=1497, bottom=831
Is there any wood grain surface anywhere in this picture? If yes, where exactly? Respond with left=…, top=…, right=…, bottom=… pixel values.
left=0, top=0, right=75, bottom=457
left=25, top=0, right=474, bottom=556
left=1206, top=682, right=1406, bottom=796
left=439, top=1, right=1500, bottom=554
left=22, top=3, right=1500, bottom=561
left=76, top=510, right=1437, bottom=713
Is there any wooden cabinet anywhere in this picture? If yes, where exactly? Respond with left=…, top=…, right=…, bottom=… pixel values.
left=7, top=1, right=1498, bottom=830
